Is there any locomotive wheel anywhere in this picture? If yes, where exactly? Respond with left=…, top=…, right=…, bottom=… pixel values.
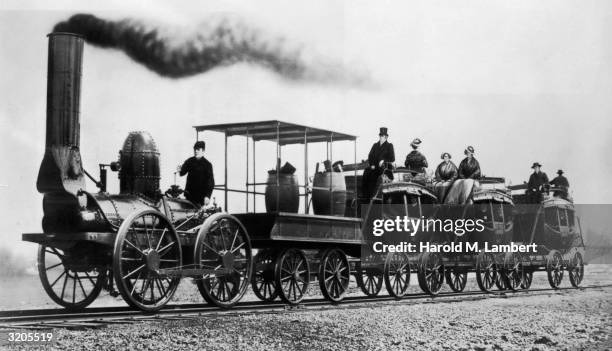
left=476, top=252, right=497, bottom=292
left=502, top=252, right=524, bottom=292
left=546, top=250, right=564, bottom=289
left=113, top=209, right=182, bottom=312
left=568, top=251, right=584, bottom=288
left=251, top=249, right=279, bottom=302
left=355, top=262, right=384, bottom=297
left=195, top=213, right=253, bottom=309
left=275, top=249, right=310, bottom=305
left=520, top=254, right=533, bottom=290
left=318, top=249, right=351, bottom=303
left=444, top=266, right=467, bottom=293
left=417, top=252, right=444, bottom=296
left=38, top=245, right=105, bottom=310
left=383, top=252, right=411, bottom=299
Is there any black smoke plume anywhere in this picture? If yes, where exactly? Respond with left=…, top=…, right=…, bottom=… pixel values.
left=53, top=14, right=369, bottom=85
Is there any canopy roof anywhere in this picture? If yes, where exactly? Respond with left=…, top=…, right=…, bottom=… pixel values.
left=194, top=120, right=357, bottom=145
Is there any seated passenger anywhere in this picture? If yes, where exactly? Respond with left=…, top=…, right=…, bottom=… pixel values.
left=550, top=169, right=569, bottom=199
left=458, top=146, right=481, bottom=180
left=433, top=152, right=458, bottom=202
left=362, top=127, right=395, bottom=200
left=404, top=138, right=428, bottom=175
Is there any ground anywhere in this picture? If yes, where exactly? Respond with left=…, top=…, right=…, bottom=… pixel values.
left=1, top=266, right=611, bottom=350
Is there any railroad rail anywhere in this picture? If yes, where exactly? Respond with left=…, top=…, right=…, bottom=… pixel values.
left=1, top=284, right=609, bottom=330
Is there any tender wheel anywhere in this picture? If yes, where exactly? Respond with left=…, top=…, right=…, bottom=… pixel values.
left=417, top=252, right=444, bottom=296
left=355, top=261, right=384, bottom=297
left=521, top=254, right=533, bottom=289
left=502, top=252, right=523, bottom=291
left=476, top=252, right=497, bottom=292
left=38, top=245, right=105, bottom=310
left=195, top=213, right=253, bottom=308
left=383, top=252, right=411, bottom=299
left=251, top=250, right=279, bottom=302
left=568, top=251, right=584, bottom=288
left=445, top=266, right=467, bottom=293
left=275, top=249, right=310, bottom=305
left=495, top=270, right=508, bottom=291
left=546, top=250, right=564, bottom=289
left=113, top=209, right=182, bottom=312
left=318, top=249, right=351, bottom=303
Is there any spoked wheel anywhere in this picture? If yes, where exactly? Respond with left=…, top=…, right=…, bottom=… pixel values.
left=417, top=252, right=444, bottom=296
left=275, top=249, right=310, bottom=305
left=476, top=252, right=497, bottom=292
left=113, top=209, right=182, bottom=312
left=546, top=250, right=564, bottom=289
left=355, top=261, right=384, bottom=297
left=445, top=266, right=467, bottom=293
left=195, top=213, right=253, bottom=309
left=568, top=251, right=584, bottom=288
left=383, top=252, right=411, bottom=299
left=318, top=249, right=351, bottom=303
left=502, top=252, right=524, bottom=291
left=521, top=254, right=533, bottom=289
left=251, top=249, right=278, bottom=302
left=38, top=245, right=105, bottom=310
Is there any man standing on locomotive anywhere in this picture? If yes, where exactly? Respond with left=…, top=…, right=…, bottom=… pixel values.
left=362, top=127, right=395, bottom=200
left=458, top=146, right=481, bottom=179
left=178, top=141, right=215, bottom=206
left=527, top=162, right=549, bottom=203
left=404, top=138, right=428, bottom=174
left=550, top=169, right=570, bottom=199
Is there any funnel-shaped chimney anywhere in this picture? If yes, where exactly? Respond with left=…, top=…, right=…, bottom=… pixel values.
left=37, top=33, right=85, bottom=195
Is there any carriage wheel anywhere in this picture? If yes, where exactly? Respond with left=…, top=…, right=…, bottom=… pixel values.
left=275, top=249, right=310, bottom=305
left=38, top=245, right=105, bottom=310
left=195, top=213, right=252, bottom=309
left=546, top=250, right=564, bottom=289
left=318, top=249, right=351, bottom=303
left=383, top=252, right=411, bottom=299
left=417, top=252, right=444, bottom=296
left=521, top=254, right=533, bottom=289
left=502, top=252, right=523, bottom=292
left=355, top=262, right=384, bottom=297
left=444, top=266, right=467, bottom=293
left=113, top=209, right=182, bottom=312
left=568, top=251, right=584, bottom=288
left=476, top=252, right=497, bottom=292
left=251, top=250, right=279, bottom=302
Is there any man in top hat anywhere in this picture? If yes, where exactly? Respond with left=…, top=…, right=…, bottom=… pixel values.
left=458, top=146, right=481, bottom=180
left=404, top=138, right=428, bottom=174
left=178, top=140, right=215, bottom=206
left=550, top=169, right=569, bottom=199
left=527, top=162, right=549, bottom=203
left=362, top=127, right=395, bottom=199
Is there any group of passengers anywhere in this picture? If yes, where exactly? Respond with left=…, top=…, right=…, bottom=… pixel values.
left=361, top=127, right=570, bottom=203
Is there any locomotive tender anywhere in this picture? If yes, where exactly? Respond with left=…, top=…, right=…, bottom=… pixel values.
left=23, top=33, right=585, bottom=312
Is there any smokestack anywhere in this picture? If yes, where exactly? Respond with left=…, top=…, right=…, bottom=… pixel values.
left=36, top=33, right=86, bottom=195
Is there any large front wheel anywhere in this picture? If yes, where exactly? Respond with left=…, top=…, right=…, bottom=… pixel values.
left=195, top=213, right=253, bottom=308
left=113, top=209, right=182, bottom=312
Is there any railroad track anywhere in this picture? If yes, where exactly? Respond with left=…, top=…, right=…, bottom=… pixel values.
left=1, top=284, right=609, bottom=331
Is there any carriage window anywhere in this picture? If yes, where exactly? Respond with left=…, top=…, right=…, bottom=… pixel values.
left=567, top=210, right=575, bottom=227
left=559, top=209, right=568, bottom=227
left=492, top=203, right=504, bottom=223
left=503, top=204, right=513, bottom=224
left=545, top=207, right=559, bottom=228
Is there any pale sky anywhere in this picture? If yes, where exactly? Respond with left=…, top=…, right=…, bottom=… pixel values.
left=1, top=0, right=611, bottom=255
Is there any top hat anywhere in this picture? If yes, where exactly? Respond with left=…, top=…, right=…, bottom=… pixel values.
left=464, top=145, right=475, bottom=155
left=531, top=162, right=542, bottom=169
left=557, top=169, right=564, bottom=175
left=411, top=138, right=422, bottom=148
left=441, top=152, right=451, bottom=159
left=379, top=127, right=388, bottom=136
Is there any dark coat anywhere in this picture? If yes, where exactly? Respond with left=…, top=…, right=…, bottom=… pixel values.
left=367, top=141, right=395, bottom=168
left=435, top=161, right=458, bottom=182
left=550, top=175, right=569, bottom=188
left=404, top=150, right=428, bottom=173
left=180, top=156, right=215, bottom=205
left=458, top=157, right=481, bottom=179
left=527, top=171, right=549, bottom=192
